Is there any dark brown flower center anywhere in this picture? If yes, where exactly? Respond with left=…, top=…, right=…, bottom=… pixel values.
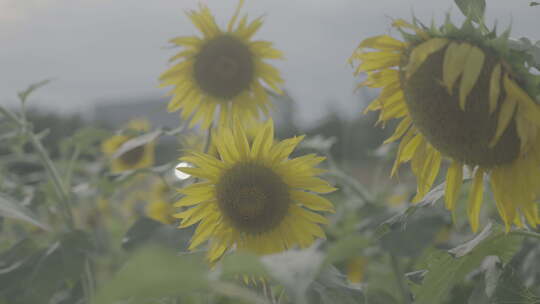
left=216, top=162, right=290, bottom=234
left=400, top=44, right=520, bottom=168
left=119, top=145, right=145, bottom=166
left=194, top=35, right=254, bottom=100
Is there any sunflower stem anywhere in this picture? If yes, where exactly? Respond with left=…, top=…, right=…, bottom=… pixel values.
left=324, top=170, right=374, bottom=204
left=82, top=259, right=95, bottom=303
left=510, top=229, right=540, bottom=240
left=323, top=150, right=374, bottom=204
left=390, top=254, right=411, bottom=304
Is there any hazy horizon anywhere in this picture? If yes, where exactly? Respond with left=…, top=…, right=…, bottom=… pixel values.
left=1, top=0, right=538, bottom=127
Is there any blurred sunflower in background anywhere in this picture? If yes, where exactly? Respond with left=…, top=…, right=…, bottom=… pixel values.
left=351, top=18, right=540, bottom=231
left=346, top=256, right=368, bottom=283
left=174, top=120, right=336, bottom=263
left=160, top=0, right=284, bottom=129
left=146, top=179, right=175, bottom=225
left=101, top=119, right=155, bottom=173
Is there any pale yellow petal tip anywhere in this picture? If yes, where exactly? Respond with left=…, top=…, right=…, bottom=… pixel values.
left=327, top=186, right=339, bottom=193
left=173, top=213, right=185, bottom=219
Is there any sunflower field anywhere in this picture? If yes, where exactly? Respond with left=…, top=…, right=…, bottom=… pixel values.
left=2, top=0, right=540, bottom=303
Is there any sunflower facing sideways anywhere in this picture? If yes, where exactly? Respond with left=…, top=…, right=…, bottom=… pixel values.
left=160, top=0, right=284, bottom=129
left=350, top=18, right=540, bottom=232
left=101, top=119, right=155, bottom=173
left=174, top=120, right=336, bottom=263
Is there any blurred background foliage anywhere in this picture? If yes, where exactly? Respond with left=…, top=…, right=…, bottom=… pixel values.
left=1, top=0, right=540, bottom=303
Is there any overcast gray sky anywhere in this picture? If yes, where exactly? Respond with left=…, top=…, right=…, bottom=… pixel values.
left=1, top=0, right=538, bottom=127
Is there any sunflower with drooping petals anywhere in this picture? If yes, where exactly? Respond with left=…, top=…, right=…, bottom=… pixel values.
left=174, top=120, right=336, bottom=263
left=160, top=0, right=284, bottom=129
left=101, top=119, right=155, bottom=173
left=350, top=17, right=540, bottom=232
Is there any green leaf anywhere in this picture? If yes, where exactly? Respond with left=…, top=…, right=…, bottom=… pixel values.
left=0, top=239, right=40, bottom=297
left=63, top=126, right=111, bottom=152
left=380, top=214, right=447, bottom=257
left=111, top=129, right=162, bottom=159
left=261, top=247, right=325, bottom=304
left=22, top=231, right=93, bottom=303
left=375, top=181, right=447, bottom=239
left=412, top=225, right=523, bottom=304
left=324, top=235, right=370, bottom=266
left=121, top=217, right=194, bottom=252
left=455, top=0, right=486, bottom=23
left=220, top=251, right=268, bottom=280
left=492, top=266, right=540, bottom=304
left=0, top=193, right=50, bottom=231
left=93, top=247, right=208, bottom=304
left=17, top=79, right=52, bottom=104
left=531, top=2, right=540, bottom=6
left=508, top=38, right=540, bottom=72
left=309, top=266, right=365, bottom=304
left=447, top=222, right=494, bottom=258
left=121, top=217, right=163, bottom=251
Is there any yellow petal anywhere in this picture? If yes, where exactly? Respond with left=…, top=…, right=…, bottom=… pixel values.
left=399, top=133, right=423, bottom=164
left=405, top=38, right=449, bottom=79
left=515, top=114, right=537, bottom=153
left=442, top=43, right=471, bottom=94
left=291, top=190, right=335, bottom=213
left=459, top=46, right=485, bottom=111
left=178, top=203, right=216, bottom=228
left=250, top=119, right=274, bottom=160
left=414, top=147, right=442, bottom=202
left=357, top=55, right=400, bottom=73
left=378, top=100, right=408, bottom=122
left=504, top=75, right=540, bottom=126
left=490, top=167, right=515, bottom=231
left=269, top=135, right=305, bottom=164
left=391, top=128, right=416, bottom=176
left=392, top=19, right=429, bottom=39
left=444, top=160, right=463, bottom=210
left=240, top=16, right=263, bottom=40
left=489, top=64, right=502, bottom=115
left=489, top=94, right=517, bottom=147
left=177, top=181, right=214, bottom=196
left=355, top=35, right=406, bottom=51
left=290, top=205, right=329, bottom=225
left=189, top=214, right=220, bottom=250
left=360, top=69, right=400, bottom=88
left=383, top=117, right=412, bottom=144
left=175, top=188, right=215, bottom=209
left=467, top=168, right=485, bottom=233
left=227, top=0, right=244, bottom=32
left=169, top=36, right=201, bottom=47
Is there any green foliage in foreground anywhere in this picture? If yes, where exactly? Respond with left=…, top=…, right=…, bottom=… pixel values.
left=2, top=80, right=540, bottom=304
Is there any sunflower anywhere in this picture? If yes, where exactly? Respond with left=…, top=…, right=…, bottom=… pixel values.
left=101, top=119, right=155, bottom=173
left=146, top=200, right=175, bottom=225
left=350, top=18, right=540, bottom=232
left=346, top=256, right=367, bottom=283
left=174, top=120, right=336, bottom=263
left=146, top=180, right=175, bottom=224
left=159, top=0, right=284, bottom=129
